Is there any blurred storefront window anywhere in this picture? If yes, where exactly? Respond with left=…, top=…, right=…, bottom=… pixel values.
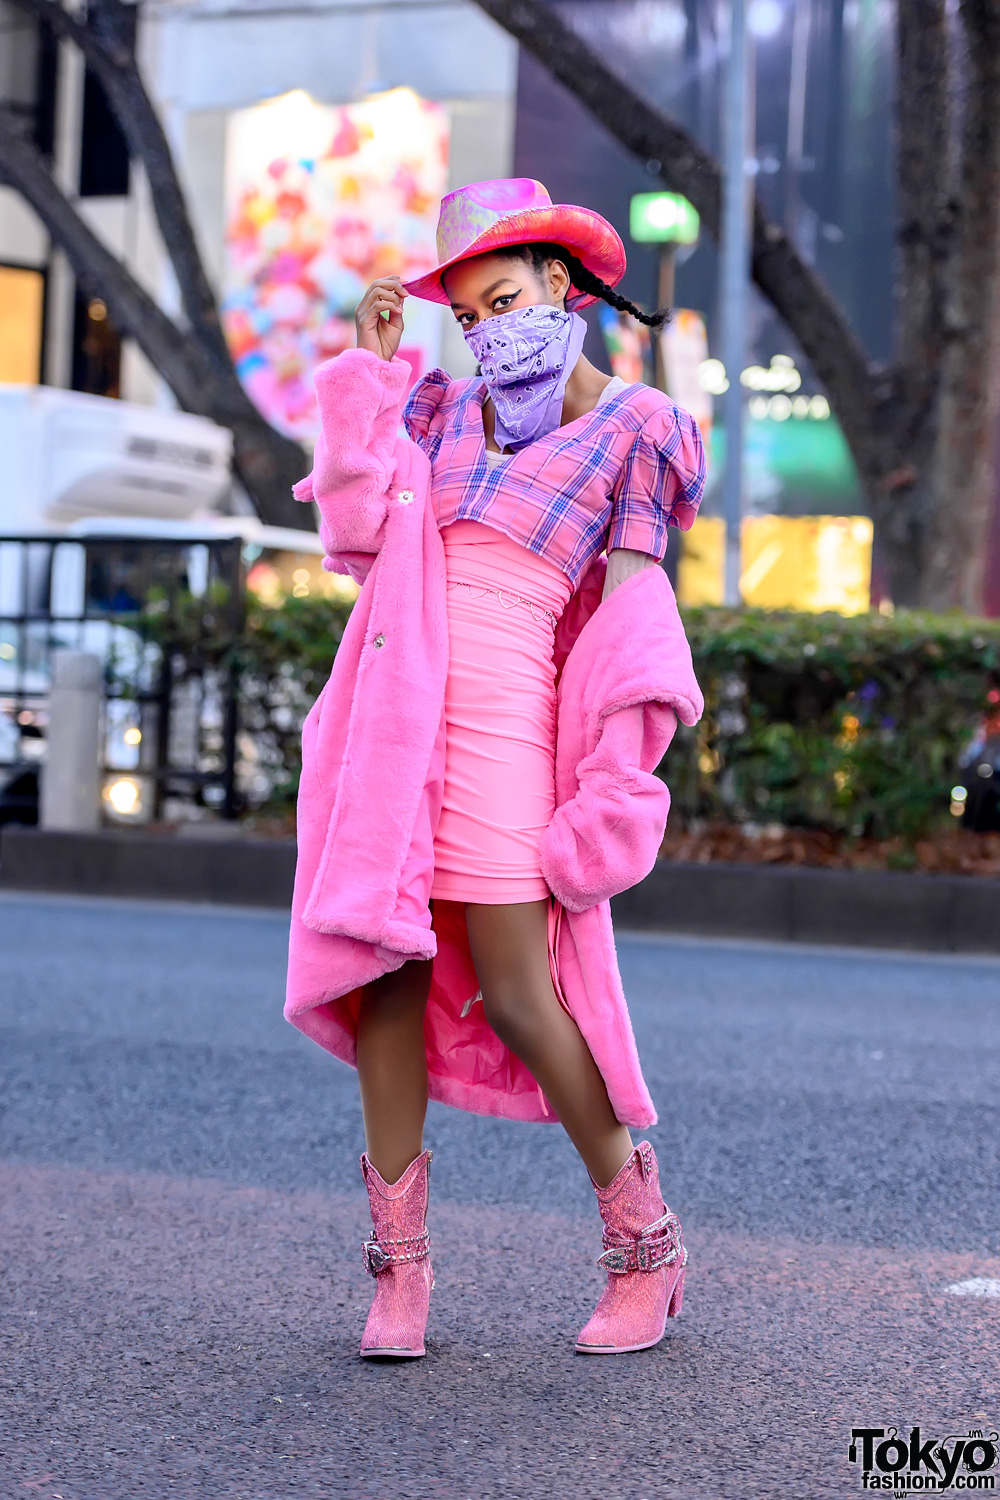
left=0, top=0, right=57, bottom=154
left=0, top=265, right=44, bottom=384
left=71, top=293, right=121, bottom=400
left=78, top=59, right=132, bottom=199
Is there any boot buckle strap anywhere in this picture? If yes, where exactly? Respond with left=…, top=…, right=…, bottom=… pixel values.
left=597, top=1211, right=685, bottom=1275
left=362, top=1227, right=430, bottom=1277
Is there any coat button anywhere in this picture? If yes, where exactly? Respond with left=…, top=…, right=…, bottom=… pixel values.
left=373, top=633, right=385, bottom=649
left=397, top=489, right=415, bottom=504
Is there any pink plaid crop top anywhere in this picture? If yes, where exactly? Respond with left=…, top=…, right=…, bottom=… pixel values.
left=403, top=368, right=706, bottom=589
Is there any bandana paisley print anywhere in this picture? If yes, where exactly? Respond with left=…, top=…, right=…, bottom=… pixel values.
left=464, top=305, right=588, bottom=453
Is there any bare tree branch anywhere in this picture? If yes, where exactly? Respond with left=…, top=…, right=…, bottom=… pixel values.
left=6, top=0, right=998, bottom=602
left=480, top=0, right=722, bottom=233
left=748, top=211, right=891, bottom=481
left=0, top=0, right=314, bottom=530
left=471, top=0, right=881, bottom=468
left=9, top=0, right=230, bottom=367
left=0, top=111, right=311, bottom=529
left=0, top=108, right=213, bottom=405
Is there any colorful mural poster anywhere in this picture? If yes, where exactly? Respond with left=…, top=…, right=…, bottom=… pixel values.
left=223, top=88, right=449, bottom=442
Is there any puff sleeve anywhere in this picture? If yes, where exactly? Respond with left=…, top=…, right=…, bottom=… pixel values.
left=403, top=368, right=452, bottom=454
left=607, top=398, right=706, bottom=560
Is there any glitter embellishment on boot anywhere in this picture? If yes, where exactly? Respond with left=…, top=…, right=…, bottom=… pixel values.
left=575, top=1141, right=686, bottom=1355
left=359, top=1148, right=434, bottom=1359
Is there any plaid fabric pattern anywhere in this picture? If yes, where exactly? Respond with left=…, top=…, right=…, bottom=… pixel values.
left=403, top=369, right=706, bottom=588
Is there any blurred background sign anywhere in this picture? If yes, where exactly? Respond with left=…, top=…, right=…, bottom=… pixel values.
left=597, top=306, right=650, bottom=386
left=679, top=514, right=873, bottom=614
left=628, top=191, right=701, bottom=393
left=629, top=192, right=700, bottom=246
left=660, top=309, right=712, bottom=443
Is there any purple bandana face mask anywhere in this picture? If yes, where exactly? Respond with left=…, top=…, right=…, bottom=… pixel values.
left=464, top=304, right=588, bottom=453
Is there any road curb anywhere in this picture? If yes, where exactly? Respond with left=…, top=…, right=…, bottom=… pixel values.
left=0, top=826, right=296, bottom=909
left=609, top=858, right=1000, bottom=954
left=2, top=827, right=999, bottom=953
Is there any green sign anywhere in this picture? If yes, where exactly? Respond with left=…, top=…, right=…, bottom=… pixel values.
left=629, top=192, right=700, bottom=245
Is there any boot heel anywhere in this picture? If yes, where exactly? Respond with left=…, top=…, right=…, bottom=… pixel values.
left=667, top=1268, right=684, bottom=1318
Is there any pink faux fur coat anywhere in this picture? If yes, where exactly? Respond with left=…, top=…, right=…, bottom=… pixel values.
left=284, top=349, right=703, bottom=1128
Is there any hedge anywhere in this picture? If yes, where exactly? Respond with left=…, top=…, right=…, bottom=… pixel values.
left=675, top=607, right=1000, bottom=840
left=233, top=593, right=355, bottom=807
left=141, top=587, right=1000, bottom=841
left=134, top=586, right=354, bottom=812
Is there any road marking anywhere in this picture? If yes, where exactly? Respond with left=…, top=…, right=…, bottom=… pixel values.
left=945, top=1278, right=1000, bottom=1298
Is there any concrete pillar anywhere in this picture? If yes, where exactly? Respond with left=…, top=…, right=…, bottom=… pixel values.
left=41, top=651, right=102, bottom=831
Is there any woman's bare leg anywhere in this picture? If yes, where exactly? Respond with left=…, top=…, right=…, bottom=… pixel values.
left=464, top=899, right=634, bottom=1188
left=355, top=954, right=434, bottom=1183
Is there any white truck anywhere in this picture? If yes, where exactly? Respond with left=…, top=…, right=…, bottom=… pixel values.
left=0, top=384, right=234, bottom=530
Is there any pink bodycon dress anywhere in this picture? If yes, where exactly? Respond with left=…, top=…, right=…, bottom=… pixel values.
left=429, top=377, right=627, bottom=906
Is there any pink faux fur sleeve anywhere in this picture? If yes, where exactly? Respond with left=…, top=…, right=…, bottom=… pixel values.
left=539, top=699, right=677, bottom=913
left=293, top=348, right=413, bottom=574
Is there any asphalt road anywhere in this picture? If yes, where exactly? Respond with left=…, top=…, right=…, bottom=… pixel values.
left=2, top=891, right=998, bottom=1500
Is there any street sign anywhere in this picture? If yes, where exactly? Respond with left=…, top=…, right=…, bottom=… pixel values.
left=629, top=192, right=700, bottom=244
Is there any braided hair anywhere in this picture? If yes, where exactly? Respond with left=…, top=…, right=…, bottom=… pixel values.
left=498, top=241, right=671, bottom=330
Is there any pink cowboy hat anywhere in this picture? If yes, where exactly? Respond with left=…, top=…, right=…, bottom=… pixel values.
left=402, top=178, right=626, bottom=311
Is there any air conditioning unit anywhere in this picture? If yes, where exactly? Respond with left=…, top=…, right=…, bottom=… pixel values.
left=0, top=386, right=233, bottom=530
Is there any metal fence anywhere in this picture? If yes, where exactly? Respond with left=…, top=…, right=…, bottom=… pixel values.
left=0, top=534, right=245, bottom=825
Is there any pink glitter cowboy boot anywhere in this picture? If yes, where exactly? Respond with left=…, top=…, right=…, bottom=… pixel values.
left=575, top=1140, right=687, bottom=1355
left=359, top=1148, right=434, bottom=1359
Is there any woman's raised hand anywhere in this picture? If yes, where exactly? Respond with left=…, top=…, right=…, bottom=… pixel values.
left=355, top=276, right=408, bottom=361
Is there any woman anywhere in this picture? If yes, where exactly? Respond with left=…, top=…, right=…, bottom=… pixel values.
left=292, top=178, right=705, bottom=1359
